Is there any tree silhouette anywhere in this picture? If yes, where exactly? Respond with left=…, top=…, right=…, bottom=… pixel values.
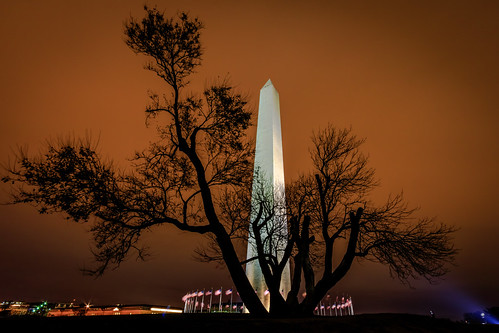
left=3, top=6, right=266, bottom=315
left=194, top=126, right=457, bottom=316
left=2, top=6, right=457, bottom=316
left=283, top=126, right=457, bottom=314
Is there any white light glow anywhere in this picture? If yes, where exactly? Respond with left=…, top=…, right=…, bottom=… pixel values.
left=150, top=307, right=182, bottom=313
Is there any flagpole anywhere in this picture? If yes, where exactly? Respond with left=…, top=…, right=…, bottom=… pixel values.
left=201, top=289, right=205, bottom=313
left=230, top=289, right=233, bottom=313
left=209, top=289, right=213, bottom=313
left=219, top=287, right=223, bottom=312
left=194, top=291, right=198, bottom=313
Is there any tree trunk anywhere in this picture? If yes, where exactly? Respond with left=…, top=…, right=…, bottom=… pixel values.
left=301, top=208, right=363, bottom=315
left=214, top=226, right=268, bottom=316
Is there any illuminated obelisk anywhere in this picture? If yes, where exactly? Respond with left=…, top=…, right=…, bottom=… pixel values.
left=246, top=79, right=290, bottom=311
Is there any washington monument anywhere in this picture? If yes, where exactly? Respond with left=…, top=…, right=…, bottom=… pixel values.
left=246, top=79, right=291, bottom=311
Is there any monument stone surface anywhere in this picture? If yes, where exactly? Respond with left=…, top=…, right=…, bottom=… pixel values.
left=245, top=79, right=290, bottom=311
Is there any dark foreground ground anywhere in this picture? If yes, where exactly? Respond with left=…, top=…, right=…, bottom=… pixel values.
left=1, top=313, right=499, bottom=332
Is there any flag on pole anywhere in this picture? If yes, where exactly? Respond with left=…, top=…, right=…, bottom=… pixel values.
left=198, top=291, right=204, bottom=297
left=228, top=288, right=234, bottom=312
left=216, top=287, right=223, bottom=312
left=264, top=289, right=270, bottom=296
left=206, top=290, right=212, bottom=296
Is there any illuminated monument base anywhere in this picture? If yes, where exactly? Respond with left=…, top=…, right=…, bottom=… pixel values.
left=245, top=79, right=291, bottom=311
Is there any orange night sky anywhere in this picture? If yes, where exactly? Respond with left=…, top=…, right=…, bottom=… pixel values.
left=1, top=1, right=498, bottom=319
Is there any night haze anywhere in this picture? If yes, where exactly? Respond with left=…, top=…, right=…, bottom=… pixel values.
left=1, top=0, right=498, bottom=320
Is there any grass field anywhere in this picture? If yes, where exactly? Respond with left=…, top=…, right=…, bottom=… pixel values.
left=1, top=313, right=499, bottom=332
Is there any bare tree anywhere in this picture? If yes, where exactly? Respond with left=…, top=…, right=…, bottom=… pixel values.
left=2, top=6, right=267, bottom=315
left=198, top=125, right=456, bottom=316
left=1, top=6, right=457, bottom=317
left=282, top=126, right=457, bottom=315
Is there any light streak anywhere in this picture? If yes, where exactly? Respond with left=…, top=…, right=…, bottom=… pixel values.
left=150, top=307, right=182, bottom=313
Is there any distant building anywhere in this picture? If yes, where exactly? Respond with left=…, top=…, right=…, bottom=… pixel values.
left=0, top=301, right=30, bottom=316
left=0, top=301, right=182, bottom=317
left=47, top=304, right=182, bottom=317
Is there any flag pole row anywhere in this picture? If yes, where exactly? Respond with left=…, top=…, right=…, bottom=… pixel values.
left=182, top=287, right=236, bottom=313
left=314, top=296, right=354, bottom=316
left=183, top=289, right=354, bottom=316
